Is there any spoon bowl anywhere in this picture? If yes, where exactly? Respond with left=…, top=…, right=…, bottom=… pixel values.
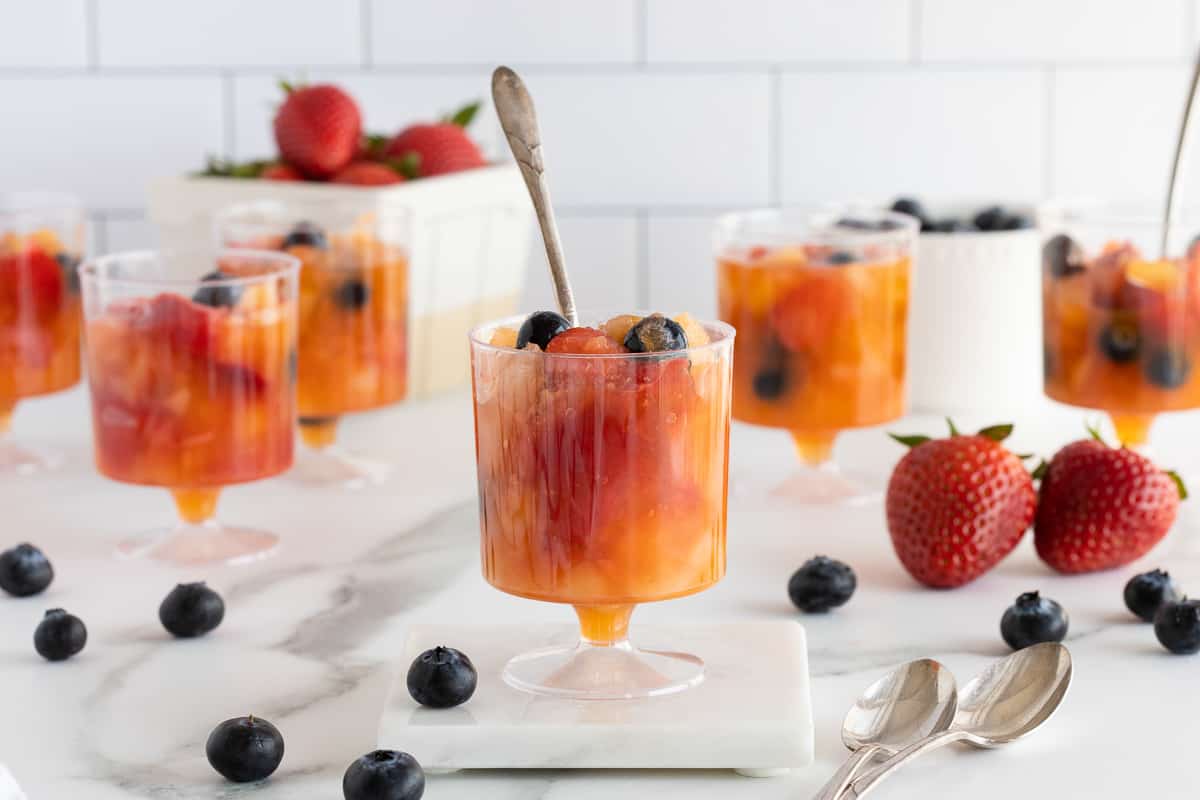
left=955, top=641, right=1073, bottom=747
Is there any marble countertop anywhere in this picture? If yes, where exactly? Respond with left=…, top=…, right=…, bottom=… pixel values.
left=1, top=388, right=1194, bottom=799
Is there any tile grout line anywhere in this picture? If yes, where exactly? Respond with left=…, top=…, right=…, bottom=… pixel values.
left=635, top=0, right=648, bottom=67
left=84, top=0, right=99, bottom=70
left=909, top=0, right=922, bottom=65
left=1043, top=65, right=1055, bottom=200
left=768, top=66, right=781, bottom=206
left=361, top=0, right=373, bottom=68
left=90, top=210, right=108, bottom=256
left=636, top=208, right=650, bottom=307
left=1187, top=0, right=1197, bottom=57
left=221, top=71, right=236, bottom=159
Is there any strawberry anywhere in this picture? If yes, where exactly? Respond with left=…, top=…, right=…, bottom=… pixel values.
left=0, top=248, right=66, bottom=317
left=383, top=101, right=486, bottom=178
left=260, top=162, right=303, bottom=181
left=331, top=161, right=404, bottom=186
left=273, top=83, right=362, bottom=179
left=886, top=421, right=1037, bottom=589
left=1034, top=430, right=1185, bottom=574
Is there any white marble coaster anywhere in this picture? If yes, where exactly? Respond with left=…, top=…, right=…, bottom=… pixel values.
left=378, top=622, right=813, bottom=775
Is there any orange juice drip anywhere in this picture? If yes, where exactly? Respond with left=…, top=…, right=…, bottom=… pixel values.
left=575, top=605, right=634, bottom=645
left=1110, top=414, right=1155, bottom=447
left=172, top=488, right=221, bottom=524
left=299, top=417, right=340, bottom=449
left=791, top=430, right=836, bottom=466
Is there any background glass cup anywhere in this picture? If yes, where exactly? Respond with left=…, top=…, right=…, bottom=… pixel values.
left=81, top=249, right=298, bottom=565
left=470, top=313, right=733, bottom=699
left=0, top=192, right=85, bottom=474
left=218, top=200, right=410, bottom=487
left=1040, top=202, right=1200, bottom=448
left=714, top=207, right=917, bottom=504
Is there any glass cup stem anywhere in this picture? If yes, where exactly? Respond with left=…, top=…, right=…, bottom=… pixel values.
left=1109, top=413, right=1155, bottom=448
left=298, top=416, right=340, bottom=449
left=172, top=488, right=221, bottom=524
left=790, top=429, right=837, bottom=467
left=575, top=604, right=635, bottom=646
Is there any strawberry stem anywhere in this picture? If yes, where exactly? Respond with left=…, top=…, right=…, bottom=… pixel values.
left=1085, top=420, right=1107, bottom=444
left=1167, top=470, right=1189, bottom=500
left=444, top=100, right=482, bottom=128
left=946, top=418, right=961, bottom=436
left=1031, top=460, right=1049, bottom=480
left=889, top=432, right=931, bottom=449
left=977, top=423, right=1014, bottom=442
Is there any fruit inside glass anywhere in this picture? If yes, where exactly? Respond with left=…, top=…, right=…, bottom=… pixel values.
left=218, top=201, right=409, bottom=487
left=1041, top=202, right=1200, bottom=448
left=80, top=249, right=298, bottom=565
left=470, top=312, right=733, bottom=699
left=0, top=193, right=85, bottom=474
left=715, top=208, right=916, bottom=504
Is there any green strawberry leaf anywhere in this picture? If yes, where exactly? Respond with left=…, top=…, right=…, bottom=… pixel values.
left=1168, top=470, right=1189, bottom=500
left=1014, top=452, right=1035, bottom=460
left=1085, top=420, right=1107, bottom=444
left=1031, top=460, right=1049, bottom=481
left=444, top=100, right=482, bottom=128
left=362, top=133, right=390, bottom=158
left=279, top=79, right=297, bottom=95
left=889, top=433, right=931, bottom=449
left=977, top=423, right=1014, bottom=443
left=946, top=418, right=961, bottom=436
left=388, top=152, right=421, bottom=180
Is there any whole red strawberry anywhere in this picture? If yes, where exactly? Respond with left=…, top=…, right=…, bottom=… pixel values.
left=332, top=161, right=404, bottom=186
left=1034, top=431, right=1185, bottom=573
left=383, top=101, right=485, bottom=178
left=886, top=421, right=1037, bottom=589
left=273, top=83, right=361, bottom=179
left=260, top=162, right=303, bottom=181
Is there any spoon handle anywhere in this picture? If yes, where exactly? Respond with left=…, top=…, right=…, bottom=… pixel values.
left=842, top=730, right=969, bottom=799
left=809, top=744, right=883, bottom=800
left=1161, top=46, right=1200, bottom=259
left=491, top=66, right=578, bottom=326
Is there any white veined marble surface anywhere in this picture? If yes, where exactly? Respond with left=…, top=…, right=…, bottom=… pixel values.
left=0, top=386, right=1196, bottom=799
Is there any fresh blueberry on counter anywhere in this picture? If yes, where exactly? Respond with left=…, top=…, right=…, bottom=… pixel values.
left=34, top=608, right=86, bottom=661
left=192, top=270, right=242, bottom=308
left=206, top=715, right=285, bottom=782
left=343, top=750, right=425, bottom=800
left=1154, top=598, right=1200, bottom=654
left=788, top=556, right=857, bottom=613
left=1000, top=592, right=1068, bottom=650
left=0, top=543, right=54, bottom=597
left=281, top=221, right=328, bottom=250
left=623, top=314, right=688, bottom=353
left=333, top=278, right=371, bottom=311
left=159, top=582, right=225, bottom=638
left=516, top=310, right=570, bottom=350
left=1125, top=569, right=1181, bottom=623
left=407, top=646, right=477, bottom=709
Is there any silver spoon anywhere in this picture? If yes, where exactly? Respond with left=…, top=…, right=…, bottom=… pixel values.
left=843, top=642, right=1073, bottom=799
left=491, top=65, right=578, bottom=326
left=810, top=658, right=957, bottom=800
left=1160, top=46, right=1200, bottom=258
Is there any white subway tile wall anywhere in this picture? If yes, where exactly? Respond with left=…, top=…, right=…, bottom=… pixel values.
left=1, top=0, right=1198, bottom=311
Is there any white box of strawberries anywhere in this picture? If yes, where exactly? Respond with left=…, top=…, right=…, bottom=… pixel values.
left=147, top=84, right=534, bottom=400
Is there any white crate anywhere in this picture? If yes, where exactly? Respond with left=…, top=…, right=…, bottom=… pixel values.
left=146, top=165, right=534, bottom=398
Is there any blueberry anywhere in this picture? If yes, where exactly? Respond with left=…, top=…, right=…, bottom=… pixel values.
left=1145, top=348, right=1191, bottom=389
left=343, top=750, right=425, bottom=800
left=1098, top=318, right=1141, bottom=363
left=34, top=608, right=86, bottom=661
left=55, top=253, right=80, bottom=294
left=516, top=310, right=570, bottom=350
left=890, top=197, right=928, bottom=227
left=281, top=221, right=328, bottom=250
left=788, top=556, right=857, bottom=613
left=973, top=206, right=1008, bottom=232
left=1000, top=214, right=1033, bottom=230
left=1000, top=591, right=1069, bottom=650
left=1125, top=569, right=1181, bottom=623
left=192, top=270, right=242, bottom=308
left=1154, top=598, right=1200, bottom=654
left=624, top=314, right=688, bottom=353
left=925, top=218, right=973, bottom=233
left=1043, top=233, right=1085, bottom=278
left=407, top=646, right=477, bottom=709
left=827, top=250, right=856, bottom=265
left=333, top=279, right=370, bottom=311
left=159, top=582, right=225, bottom=638
left=0, top=543, right=54, bottom=597
left=753, top=368, right=787, bottom=399
left=206, top=715, right=285, bottom=783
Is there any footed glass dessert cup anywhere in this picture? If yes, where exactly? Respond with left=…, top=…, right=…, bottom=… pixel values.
left=81, top=249, right=298, bottom=565
left=0, top=192, right=85, bottom=474
left=470, top=312, right=733, bottom=699
left=219, top=201, right=409, bottom=487
left=715, top=207, right=916, bottom=504
left=1040, top=202, right=1200, bottom=448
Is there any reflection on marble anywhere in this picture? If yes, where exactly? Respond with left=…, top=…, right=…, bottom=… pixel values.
left=2, top=388, right=1200, bottom=798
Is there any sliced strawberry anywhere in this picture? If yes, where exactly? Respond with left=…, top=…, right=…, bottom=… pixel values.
left=0, top=248, right=66, bottom=316
left=769, top=270, right=856, bottom=352
left=545, top=327, right=625, bottom=355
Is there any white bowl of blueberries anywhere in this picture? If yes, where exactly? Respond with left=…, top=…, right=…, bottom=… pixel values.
left=887, top=197, right=1044, bottom=417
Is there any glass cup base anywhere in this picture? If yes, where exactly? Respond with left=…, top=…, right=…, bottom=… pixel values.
left=290, top=445, right=390, bottom=489
left=502, top=640, right=705, bottom=700
left=116, top=521, right=279, bottom=567
left=0, top=438, right=64, bottom=476
left=766, top=462, right=883, bottom=506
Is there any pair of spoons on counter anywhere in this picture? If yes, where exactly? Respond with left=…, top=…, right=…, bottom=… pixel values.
left=813, top=642, right=1072, bottom=800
